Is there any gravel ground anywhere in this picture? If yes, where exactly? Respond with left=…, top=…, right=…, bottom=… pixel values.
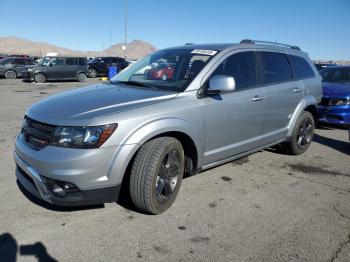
left=0, top=79, right=349, bottom=262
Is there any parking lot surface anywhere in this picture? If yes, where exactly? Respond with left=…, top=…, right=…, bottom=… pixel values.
left=0, top=79, right=349, bottom=262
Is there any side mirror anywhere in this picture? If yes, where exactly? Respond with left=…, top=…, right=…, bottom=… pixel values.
left=207, top=75, right=236, bottom=95
left=49, top=63, right=53, bottom=67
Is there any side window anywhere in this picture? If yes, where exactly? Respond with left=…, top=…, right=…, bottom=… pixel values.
left=260, top=52, right=292, bottom=84
left=51, top=58, right=65, bottom=66
left=25, top=60, right=34, bottom=65
left=78, top=58, right=86, bottom=65
left=66, top=58, right=75, bottom=65
left=289, top=55, right=315, bottom=79
left=211, top=51, right=257, bottom=90
left=14, top=59, right=26, bottom=65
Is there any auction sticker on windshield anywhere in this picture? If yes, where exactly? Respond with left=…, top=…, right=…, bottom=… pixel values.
left=191, top=49, right=218, bottom=56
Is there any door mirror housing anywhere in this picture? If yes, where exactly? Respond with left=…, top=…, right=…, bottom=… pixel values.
left=207, top=75, right=236, bottom=95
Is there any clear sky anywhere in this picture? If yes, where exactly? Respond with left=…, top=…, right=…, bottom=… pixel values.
left=1, top=0, right=349, bottom=60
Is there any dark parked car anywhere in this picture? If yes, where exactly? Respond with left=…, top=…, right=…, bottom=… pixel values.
left=0, top=54, right=8, bottom=60
left=314, top=62, right=337, bottom=71
left=87, top=57, right=129, bottom=77
left=0, top=57, right=36, bottom=79
left=317, top=66, right=350, bottom=126
left=23, top=56, right=88, bottom=83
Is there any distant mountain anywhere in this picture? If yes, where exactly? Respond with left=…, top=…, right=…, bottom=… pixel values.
left=0, top=37, right=157, bottom=59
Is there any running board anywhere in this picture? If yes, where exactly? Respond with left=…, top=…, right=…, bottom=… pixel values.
left=200, top=138, right=286, bottom=171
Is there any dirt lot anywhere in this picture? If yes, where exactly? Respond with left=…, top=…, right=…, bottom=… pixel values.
left=0, top=79, right=349, bottom=262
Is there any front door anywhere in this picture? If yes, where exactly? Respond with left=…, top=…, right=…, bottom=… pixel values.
left=203, top=51, right=265, bottom=165
left=47, top=57, right=66, bottom=79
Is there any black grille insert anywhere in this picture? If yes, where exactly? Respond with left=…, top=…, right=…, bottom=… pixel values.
left=23, top=116, right=56, bottom=149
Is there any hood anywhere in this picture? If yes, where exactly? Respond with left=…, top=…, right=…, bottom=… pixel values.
left=322, top=82, right=350, bottom=98
left=27, top=83, right=178, bottom=126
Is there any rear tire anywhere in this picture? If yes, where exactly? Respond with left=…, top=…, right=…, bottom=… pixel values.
left=5, top=70, right=16, bottom=79
left=77, top=73, right=87, bottom=82
left=34, top=73, right=46, bottom=83
left=129, top=137, right=185, bottom=214
left=283, top=111, right=315, bottom=155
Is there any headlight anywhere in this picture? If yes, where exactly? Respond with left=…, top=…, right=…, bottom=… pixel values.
left=27, top=68, right=33, bottom=72
left=51, top=124, right=117, bottom=149
left=328, top=98, right=350, bottom=106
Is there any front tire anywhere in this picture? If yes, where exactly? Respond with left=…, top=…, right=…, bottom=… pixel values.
left=34, top=73, right=46, bottom=83
left=88, top=68, right=97, bottom=78
left=129, top=137, right=185, bottom=214
left=5, top=70, right=16, bottom=79
left=284, top=111, right=315, bottom=155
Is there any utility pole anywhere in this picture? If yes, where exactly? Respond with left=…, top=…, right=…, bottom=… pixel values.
left=109, top=29, right=112, bottom=55
left=124, top=0, right=127, bottom=60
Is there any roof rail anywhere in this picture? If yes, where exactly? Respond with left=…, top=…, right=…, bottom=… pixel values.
left=184, top=43, right=194, bottom=45
left=240, top=39, right=301, bottom=51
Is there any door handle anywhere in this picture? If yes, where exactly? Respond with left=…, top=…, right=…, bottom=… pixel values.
left=293, top=88, right=302, bottom=93
left=251, top=95, right=264, bottom=102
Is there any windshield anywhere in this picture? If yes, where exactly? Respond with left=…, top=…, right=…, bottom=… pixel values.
left=111, top=48, right=218, bottom=92
left=320, top=68, right=350, bottom=84
left=38, top=57, right=52, bottom=66
left=0, top=58, right=14, bottom=65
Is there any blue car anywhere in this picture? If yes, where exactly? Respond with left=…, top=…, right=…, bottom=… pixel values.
left=317, top=66, right=350, bottom=126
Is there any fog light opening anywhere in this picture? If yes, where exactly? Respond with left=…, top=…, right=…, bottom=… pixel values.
left=51, top=183, right=66, bottom=197
left=43, top=177, right=80, bottom=198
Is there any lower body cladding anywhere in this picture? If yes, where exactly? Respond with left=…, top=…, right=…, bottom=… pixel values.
left=14, top=134, right=137, bottom=206
left=317, top=105, right=350, bottom=126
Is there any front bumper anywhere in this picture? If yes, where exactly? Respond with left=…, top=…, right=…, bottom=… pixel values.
left=14, top=151, right=120, bottom=206
left=317, top=105, right=350, bottom=125
left=14, top=134, right=127, bottom=206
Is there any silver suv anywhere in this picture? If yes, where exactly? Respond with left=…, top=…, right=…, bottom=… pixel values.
left=14, top=40, right=322, bottom=214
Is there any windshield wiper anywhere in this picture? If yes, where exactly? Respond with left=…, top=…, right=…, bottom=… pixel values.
left=115, top=81, right=158, bottom=90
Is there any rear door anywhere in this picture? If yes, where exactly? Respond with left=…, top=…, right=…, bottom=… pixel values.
left=257, top=51, right=303, bottom=144
left=203, top=51, right=266, bottom=164
left=65, top=58, right=78, bottom=78
left=13, top=58, right=26, bottom=76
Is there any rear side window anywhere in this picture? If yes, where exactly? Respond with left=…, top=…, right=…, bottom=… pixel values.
left=14, top=59, right=25, bottom=65
left=78, top=58, right=86, bottom=65
left=66, top=58, right=75, bottom=65
left=289, top=55, right=315, bottom=79
left=260, top=52, right=292, bottom=84
left=211, top=51, right=258, bottom=90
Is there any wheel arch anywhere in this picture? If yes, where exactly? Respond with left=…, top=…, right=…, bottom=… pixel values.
left=110, top=119, right=203, bottom=200
left=76, top=71, right=87, bottom=79
left=287, top=95, right=318, bottom=137
left=5, top=69, right=17, bottom=77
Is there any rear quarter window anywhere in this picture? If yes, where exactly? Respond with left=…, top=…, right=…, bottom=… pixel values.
left=78, top=58, right=86, bottom=66
left=289, top=55, right=315, bottom=79
left=260, top=52, right=293, bottom=85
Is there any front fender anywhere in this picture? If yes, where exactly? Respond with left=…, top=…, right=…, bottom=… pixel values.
left=287, top=95, right=318, bottom=137
left=107, top=117, right=204, bottom=185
